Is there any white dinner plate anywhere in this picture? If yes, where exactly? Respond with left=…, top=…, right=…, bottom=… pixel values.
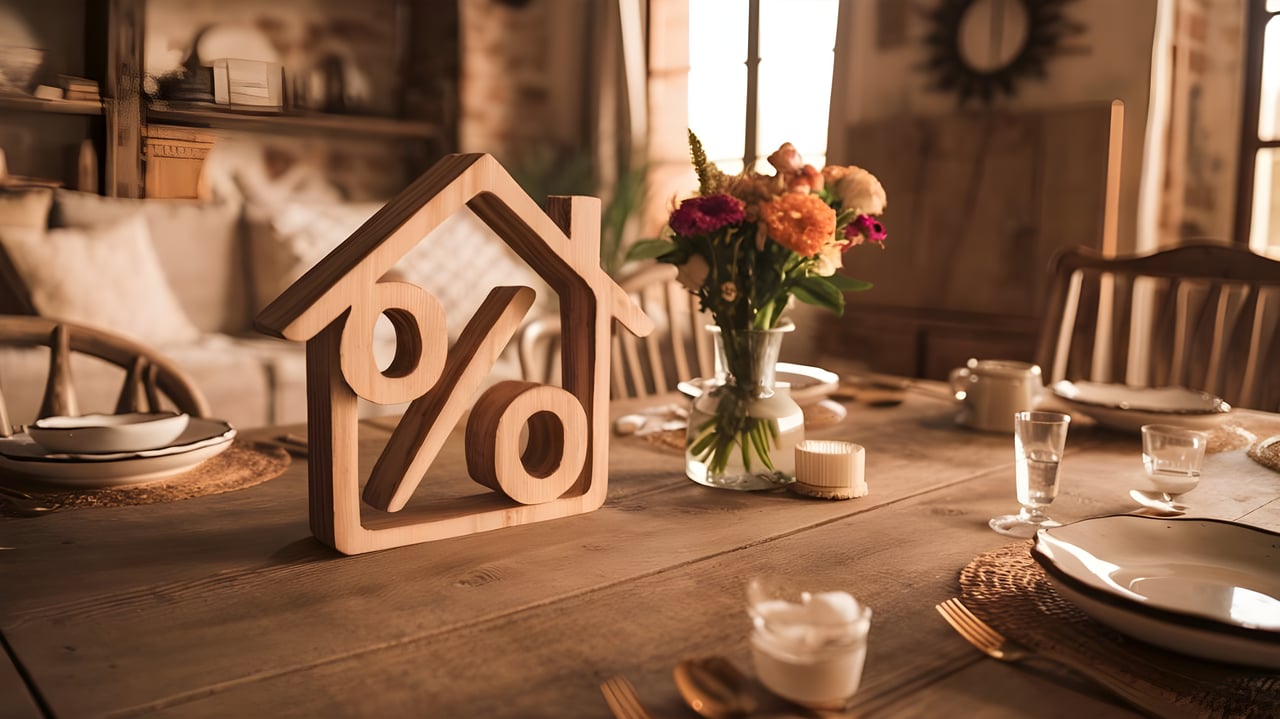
left=677, top=363, right=839, bottom=407
left=1049, top=380, right=1232, bottom=433
left=0, top=418, right=236, bottom=488
left=1032, top=515, right=1280, bottom=668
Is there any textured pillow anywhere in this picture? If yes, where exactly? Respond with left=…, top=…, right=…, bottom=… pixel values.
left=0, top=214, right=202, bottom=347
left=0, top=187, right=53, bottom=229
left=247, top=201, right=552, bottom=341
left=52, top=190, right=248, bottom=334
left=0, top=188, right=53, bottom=315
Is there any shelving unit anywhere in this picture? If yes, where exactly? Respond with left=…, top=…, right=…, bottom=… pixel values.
left=0, top=95, right=102, bottom=116
left=0, top=0, right=457, bottom=197
left=146, top=102, right=442, bottom=141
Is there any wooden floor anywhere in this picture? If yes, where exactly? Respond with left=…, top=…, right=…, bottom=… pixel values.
left=2, top=388, right=1277, bottom=718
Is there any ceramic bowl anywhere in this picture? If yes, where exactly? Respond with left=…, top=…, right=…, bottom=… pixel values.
left=1032, top=515, right=1280, bottom=668
left=1049, top=380, right=1231, bottom=433
left=26, top=412, right=191, bottom=454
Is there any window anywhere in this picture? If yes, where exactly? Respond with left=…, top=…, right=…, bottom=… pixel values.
left=687, top=0, right=840, bottom=174
left=1237, top=0, right=1280, bottom=256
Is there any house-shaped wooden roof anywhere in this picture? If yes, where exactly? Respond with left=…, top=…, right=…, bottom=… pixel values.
left=255, top=153, right=653, bottom=555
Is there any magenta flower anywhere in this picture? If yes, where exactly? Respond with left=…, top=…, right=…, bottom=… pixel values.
left=845, top=214, right=887, bottom=248
left=669, top=194, right=746, bottom=236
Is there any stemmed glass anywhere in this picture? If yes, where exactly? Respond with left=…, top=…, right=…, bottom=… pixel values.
left=989, top=411, right=1071, bottom=538
left=1130, top=423, right=1208, bottom=515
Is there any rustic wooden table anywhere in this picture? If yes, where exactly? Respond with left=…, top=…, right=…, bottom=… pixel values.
left=2, top=388, right=1278, bottom=718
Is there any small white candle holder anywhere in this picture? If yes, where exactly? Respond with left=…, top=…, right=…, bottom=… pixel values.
left=791, top=440, right=867, bottom=500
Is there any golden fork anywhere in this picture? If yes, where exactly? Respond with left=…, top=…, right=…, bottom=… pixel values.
left=600, top=674, right=654, bottom=719
left=935, top=598, right=1196, bottom=719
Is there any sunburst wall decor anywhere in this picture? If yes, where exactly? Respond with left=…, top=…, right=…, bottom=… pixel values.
left=922, top=0, right=1086, bottom=106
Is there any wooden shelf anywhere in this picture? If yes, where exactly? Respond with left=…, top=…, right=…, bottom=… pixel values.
left=146, top=102, right=441, bottom=140
left=0, top=95, right=103, bottom=116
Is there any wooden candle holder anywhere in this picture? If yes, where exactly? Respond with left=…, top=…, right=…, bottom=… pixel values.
left=255, top=154, right=653, bottom=554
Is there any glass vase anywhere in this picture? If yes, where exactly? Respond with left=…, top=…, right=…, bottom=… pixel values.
left=685, top=321, right=805, bottom=490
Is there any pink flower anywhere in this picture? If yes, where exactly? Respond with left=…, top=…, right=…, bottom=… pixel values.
left=767, top=143, right=804, bottom=174
left=669, top=194, right=746, bottom=236
left=846, top=214, right=888, bottom=246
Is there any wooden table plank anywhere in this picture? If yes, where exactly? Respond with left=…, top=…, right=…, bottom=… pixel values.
left=2, top=393, right=1277, bottom=717
left=0, top=643, right=42, bottom=719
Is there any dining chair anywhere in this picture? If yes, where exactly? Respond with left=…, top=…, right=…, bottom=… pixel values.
left=517, top=263, right=715, bottom=399
left=0, top=315, right=209, bottom=435
left=1034, top=243, right=1280, bottom=411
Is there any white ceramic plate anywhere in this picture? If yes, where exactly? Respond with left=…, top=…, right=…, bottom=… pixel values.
left=1049, top=380, right=1232, bottom=433
left=26, top=412, right=190, bottom=454
left=0, top=418, right=236, bottom=488
left=1032, top=515, right=1280, bottom=668
left=677, top=363, right=840, bottom=407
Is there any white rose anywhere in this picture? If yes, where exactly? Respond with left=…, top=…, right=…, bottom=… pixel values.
left=834, top=168, right=887, bottom=216
left=812, top=241, right=844, bottom=277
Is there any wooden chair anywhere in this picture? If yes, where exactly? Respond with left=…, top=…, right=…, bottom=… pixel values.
left=518, top=263, right=715, bottom=399
left=0, top=315, right=209, bottom=435
left=1034, top=243, right=1280, bottom=411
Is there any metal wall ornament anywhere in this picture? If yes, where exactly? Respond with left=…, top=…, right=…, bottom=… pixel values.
left=923, top=0, right=1086, bottom=106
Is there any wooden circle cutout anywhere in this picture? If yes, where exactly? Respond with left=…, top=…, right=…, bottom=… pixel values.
left=466, top=381, right=588, bottom=505
left=341, top=280, right=447, bottom=404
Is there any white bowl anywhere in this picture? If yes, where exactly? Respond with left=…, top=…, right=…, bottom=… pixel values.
left=1049, top=380, right=1231, bottom=433
left=26, top=412, right=191, bottom=454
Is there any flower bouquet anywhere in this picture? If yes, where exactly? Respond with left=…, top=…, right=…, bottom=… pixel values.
left=628, top=131, right=888, bottom=487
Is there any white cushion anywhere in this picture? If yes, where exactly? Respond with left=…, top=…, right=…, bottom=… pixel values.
left=247, top=201, right=553, bottom=341
left=0, top=214, right=202, bottom=347
left=52, top=191, right=248, bottom=334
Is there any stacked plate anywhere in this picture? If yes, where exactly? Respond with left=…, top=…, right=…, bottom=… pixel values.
left=0, top=413, right=236, bottom=488
left=1048, top=380, right=1232, bottom=433
left=1032, top=515, right=1280, bottom=669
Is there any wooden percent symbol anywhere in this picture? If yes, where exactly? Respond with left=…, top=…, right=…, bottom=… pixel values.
left=347, top=280, right=587, bottom=512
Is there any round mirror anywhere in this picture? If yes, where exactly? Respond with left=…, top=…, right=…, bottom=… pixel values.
left=957, top=0, right=1030, bottom=72
left=923, top=0, right=1083, bottom=105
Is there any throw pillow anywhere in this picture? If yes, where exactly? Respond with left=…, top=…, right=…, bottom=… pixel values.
left=51, top=190, right=248, bottom=334
left=0, top=214, right=202, bottom=347
left=0, top=187, right=52, bottom=315
left=247, top=201, right=553, bottom=342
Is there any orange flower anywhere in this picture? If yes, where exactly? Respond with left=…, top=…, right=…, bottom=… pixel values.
left=760, top=193, right=836, bottom=257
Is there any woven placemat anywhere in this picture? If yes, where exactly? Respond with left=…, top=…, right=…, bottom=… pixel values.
left=958, top=543, right=1280, bottom=718
left=0, top=441, right=291, bottom=517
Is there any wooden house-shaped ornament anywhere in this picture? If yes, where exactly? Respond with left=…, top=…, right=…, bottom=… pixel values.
left=255, top=153, right=653, bottom=555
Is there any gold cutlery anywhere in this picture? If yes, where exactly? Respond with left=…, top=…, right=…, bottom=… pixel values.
left=600, top=674, right=654, bottom=719
left=935, top=598, right=1196, bottom=718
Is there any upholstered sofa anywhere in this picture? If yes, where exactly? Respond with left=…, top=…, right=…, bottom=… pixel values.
left=0, top=187, right=548, bottom=429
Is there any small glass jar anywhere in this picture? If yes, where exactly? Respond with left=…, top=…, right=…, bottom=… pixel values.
left=746, top=575, right=872, bottom=710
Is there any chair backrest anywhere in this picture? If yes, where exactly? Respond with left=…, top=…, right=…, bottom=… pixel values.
left=1035, top=243, right=1280, bottom=411
left=0, top=315, right=209, bottom=434
left=516, top=263, right=716, bottom=399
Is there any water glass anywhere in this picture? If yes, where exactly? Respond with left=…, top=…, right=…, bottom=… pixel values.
left=746, top=575, right=872, bottom=711
left=1139, top=423, right=1208, bottom=499
left=989, top=411, right=1071, bottom=538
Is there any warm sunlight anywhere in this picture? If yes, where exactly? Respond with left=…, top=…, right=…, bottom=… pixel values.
left=688, top=0, right=840, bottom=174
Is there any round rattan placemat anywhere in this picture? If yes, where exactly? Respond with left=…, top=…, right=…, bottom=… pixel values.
left=0, top=440, right=290, bottom=517
left=958, top=543, right=1280, bottom=718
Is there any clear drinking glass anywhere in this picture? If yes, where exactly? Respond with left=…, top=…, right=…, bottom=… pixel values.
left=1132, top=423, right=1208, bottom=513
left=989, top=411, right=1071, bottom=538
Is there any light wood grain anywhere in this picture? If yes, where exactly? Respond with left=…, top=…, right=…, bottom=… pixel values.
left=254, top=153, right=653, bottom=554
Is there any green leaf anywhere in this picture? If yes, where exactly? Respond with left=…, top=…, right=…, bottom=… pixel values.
left=626, top=239, right=678, bottom=261
left=826, top=273, right=874, bottom=292
left=791, top=276, right=845, bottom=315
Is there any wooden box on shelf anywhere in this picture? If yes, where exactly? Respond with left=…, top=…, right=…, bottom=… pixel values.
left=142, top=125, right=215, bottom=199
